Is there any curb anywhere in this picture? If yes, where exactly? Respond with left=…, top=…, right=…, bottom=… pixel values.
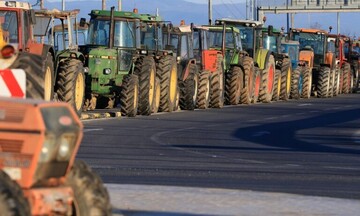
left=81, top=111, right=122, bottom=120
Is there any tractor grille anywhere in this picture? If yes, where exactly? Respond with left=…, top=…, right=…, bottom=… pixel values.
left=0, top=105, right=26, bottom=123
left=0, top=140, right=23, bottom=153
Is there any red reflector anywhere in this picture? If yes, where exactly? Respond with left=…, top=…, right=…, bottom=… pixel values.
left=1, top=45, right=15, bottom=59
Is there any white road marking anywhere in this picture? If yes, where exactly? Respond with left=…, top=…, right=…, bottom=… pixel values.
left=84, top=128, right=104, bottom=132
left=298, top=103, right=312, bottom=106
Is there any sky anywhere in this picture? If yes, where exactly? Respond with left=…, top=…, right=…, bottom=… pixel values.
left=25, top=0, right=360, bottom=37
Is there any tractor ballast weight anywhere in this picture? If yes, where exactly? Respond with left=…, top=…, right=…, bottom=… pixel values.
left=0, top=98, right=111, bottom=215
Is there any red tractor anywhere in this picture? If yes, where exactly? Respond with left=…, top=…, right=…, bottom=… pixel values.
left=192, top=25, right=224, bottom=108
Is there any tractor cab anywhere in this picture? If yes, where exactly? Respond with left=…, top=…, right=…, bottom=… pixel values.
left=290, top=28, right=332, bottom=69
left=138, top=13, right=165, bottom=54
left=0, top=1, right=36, bottom=51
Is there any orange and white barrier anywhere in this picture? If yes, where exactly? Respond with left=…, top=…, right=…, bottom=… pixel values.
left=0, top=69, right=26, bottom=98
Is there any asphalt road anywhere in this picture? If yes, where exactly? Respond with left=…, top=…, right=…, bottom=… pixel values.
left=78, top=94, right=360, bottom=215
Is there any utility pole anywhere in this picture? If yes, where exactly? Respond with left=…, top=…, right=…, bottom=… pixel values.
left=40, top=0, right=44, bottom=9
left=118, top=0, right=122, bottom=11
left=208, top=0, right=212, bottom=25
left=62, top=0, right=65, bottom=11
left=102, top=0, right=106, bottom=10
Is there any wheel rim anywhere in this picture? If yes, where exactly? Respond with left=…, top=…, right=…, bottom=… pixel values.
left=44, top=66, right=52, bottom=100
left=192, top=75, right=199, bottom=105
left=169, top=64, right=177, bottom=103
left=298, top=73, right=303, bottom=95
left=75, top=72, right=84, bottom=111
left=149, top=67, right=155, bottom=106
left=286, top=67, right=291, bottom=94
left=205, top=78, right=210, bottom=102
left=267, top=64, right=274, bottom=93
left=254, top=73, right=261, bottom=97
left=134, top=84, right=139, bottom=110
left=277, top=76, right=281, bottom=97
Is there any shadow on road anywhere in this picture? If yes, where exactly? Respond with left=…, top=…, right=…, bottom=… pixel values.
left=232, top=108, right=360, bottom=154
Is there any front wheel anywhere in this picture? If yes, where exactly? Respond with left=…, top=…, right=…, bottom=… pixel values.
left=259, top=55, right=275, bottom=103
left=56, top=59, right=85, bottom=116
left=179, top=64, right=199, bottom=110
left=196, top=70, right=211, bottom=109
left=120, top=74, right=139, bottom=117
left=0, top=171, right=30, bottom=216
left=65, top=160, right=112, bottom=216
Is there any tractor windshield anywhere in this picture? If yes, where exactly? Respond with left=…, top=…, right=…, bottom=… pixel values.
left=263, top=35, right=277, bottom=53
left=87, top=19, right=137, bottom=48
left=0, top=11, right=18, bottom=43
left=141, top=23, right=162, bottom=51
left=292, top=32, right=325, bottom=56
left=208, top=30, right=238, bottom=49
left=238, top=26, right=253, bottom=52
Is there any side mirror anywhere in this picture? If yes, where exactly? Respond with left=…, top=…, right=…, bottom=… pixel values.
left=29, top=9, right=36, bottom=25
left=80, top=18, right=86, bottom=27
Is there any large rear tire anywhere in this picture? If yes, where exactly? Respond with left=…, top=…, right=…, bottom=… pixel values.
left=252, top=67, right=262, bottom=103
left=157, top=56, right=178, bottom=112
left=196, top=70, right=211, bottom=109
left=210, top=54, right=224, bottom=108
left=290, top=66, right=303, bottom=100
left=56, top=59, right=85, bottom=116
left=301, top=66, right=312, bottom=99
left=272, top=69, right=281, bottom=101
left=259, top=55, right=275, bottom=103
left=9, top=52, right=44, bottom=99
left=134, top=56, right=156, bottom=116
left=179, top=64, right=199, bottom=110
left=279, top=58, right=292, bottom=101
left=316, top=66, right=331, bottom=98
left=240, top=56, right=255, bottom=104
left=342, top=62, right=351, bottom=94
left=152, top=77, right=161, bottom=113
left=225, top=66, right=243, bottom=105
left=0, top=171, right=30, bottom=216
left=66, top=160, right=112, bottom=216
left=333, top=67, right=340, bottom=96
left=120, top=74, right=139, bottom=117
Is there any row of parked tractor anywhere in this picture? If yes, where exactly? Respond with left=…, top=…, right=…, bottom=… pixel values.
left=1, top=1, right=360, bottom=119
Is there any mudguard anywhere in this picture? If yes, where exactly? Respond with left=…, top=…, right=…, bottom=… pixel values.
left=255, top=48, right=270, bottom=70
left=299, top=50, right=314, bottom=68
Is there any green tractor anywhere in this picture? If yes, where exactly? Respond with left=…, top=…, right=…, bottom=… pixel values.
left=208, top=23, right=261, bottom=105
left=261, top=26, right=292, bottom=101
left=80, top=7, right=156, bottom=117
left=162, top=22, right=199, bottom=111
left=138, top=13, right=178, bottom=113
left=34, top=9, right=86, bottom=116
left=216, top=19, right=276, bottom=103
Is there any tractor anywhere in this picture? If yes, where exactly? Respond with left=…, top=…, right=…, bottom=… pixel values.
left=80, top=7, right=156, bottom=117
left=192, top=25, right=223, bottom=108
left=0, top=98, right=112, bottom=216
left=208, top=22, right=261, bottom=105
left=261, top=26, right=292, bottom=101
left=290, top=28, right=336, bottom=98
left=346, top=37, right=360, bottom=92
left=216, top=18, right=276, bottom=103
left=0, top=1, right=86, bottom=116
left=162, top=21, right=199, bottom=111
left=138, top=13, right=178, bottom=113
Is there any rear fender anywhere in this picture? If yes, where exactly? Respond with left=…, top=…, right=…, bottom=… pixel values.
left=299, top=50, right=314, bottom=68
left=202, top=50, right=218, bottom=72
left=182, top=59, right=197, bottom=81
left=255, top=48, right=269, bottom=70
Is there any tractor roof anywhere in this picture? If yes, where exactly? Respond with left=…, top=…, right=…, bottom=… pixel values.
left=139, top=13, right=163, bottom=22
left=0, top=1, right=31, bottom=10
left=205, top=25, right=240, bottom=33
left=291, top=28, right=328, bottom=35
left=215, top=18, right=263, bottom=27
left=89, top=9, right=141, bottom=19
left=34, top=9, right=80, bottom=19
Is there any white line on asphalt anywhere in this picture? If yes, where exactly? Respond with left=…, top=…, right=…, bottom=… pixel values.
left=298, top=103, right=312, bottom=106
left=310, top=110, right=320, bottom=113
left=252, top=131, right=271, bottom=137
left=296, top=112, right=305, bottom=115
left=84, top=128, right=104, bottom=132
left=265, top=117, right=278, bottom=120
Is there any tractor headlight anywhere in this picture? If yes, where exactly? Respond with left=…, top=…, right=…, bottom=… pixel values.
left=140, top=50, right=148, bottom=55
left=103, top=68, right=112, bottom=75
left=57, top=133, right=76, bottom=161
left=39, top=134, right=56, bottom=162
